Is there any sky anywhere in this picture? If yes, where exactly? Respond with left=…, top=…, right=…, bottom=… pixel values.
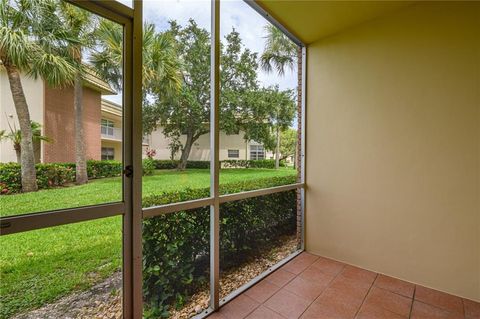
left=107, top=0, right=298, bottom=104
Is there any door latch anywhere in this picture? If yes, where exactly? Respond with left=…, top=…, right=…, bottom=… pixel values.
left=124, top=165, right=133, bottom=178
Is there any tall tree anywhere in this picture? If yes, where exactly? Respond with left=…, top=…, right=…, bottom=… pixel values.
left=91, top=19, right=181, bottom=136
left=58, top=2, right=96, bottom=185
left=260, top=24, right=297, bottom=76
left=279, top=128, right=297, bottom=162
left=0, top=0, right=77, bottom=192
left=241, top=87, right=295, bottom=168
left=154, top=20, right=211, bottom=170
left=154, top=22, right=262, bottom=170
left=260, top=24, right=299, bottom=169
left=261, top=23, right=302, bottom=242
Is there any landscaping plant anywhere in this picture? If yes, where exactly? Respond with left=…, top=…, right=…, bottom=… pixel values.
left=142, top=175, right=297, bottom=317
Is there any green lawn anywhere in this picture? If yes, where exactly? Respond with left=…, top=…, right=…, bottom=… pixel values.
left=0, top=168, right=296, bottom=217
left=0, top=168, right=295, bottom=318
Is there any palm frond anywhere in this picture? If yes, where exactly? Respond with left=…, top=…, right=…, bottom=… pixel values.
left=1, top=0, right=80, bottom=87
left=90, top=19, right=123, bottom=91
left=260, top=24, right=297, bottom=75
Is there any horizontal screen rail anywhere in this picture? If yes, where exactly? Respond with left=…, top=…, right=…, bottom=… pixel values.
left=142, top=197, right=215, bottom=219
left=0, top=202, right=124, bottom=236
left=219, top=183, right=304, bottom=203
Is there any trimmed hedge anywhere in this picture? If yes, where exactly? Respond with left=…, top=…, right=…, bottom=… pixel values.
left=142, top=175, right=297, bottom=317
left=152, top=160, right=210, bottom=170
left=0, top=158, right=284, bottom=194
left=0, top=160, right=122, bottom=194
left=0, top=163, right=75, bottom=195
left=221, top=159, right=282, bottom=169
left=86, top=160, right=122, bottom=179
left=153, top=159, right=280, bottom=170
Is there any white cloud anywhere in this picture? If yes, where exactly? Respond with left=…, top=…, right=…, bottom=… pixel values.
left=143, top=0, right=297, bottom=90
left=105, top=0, right=298, bottom=105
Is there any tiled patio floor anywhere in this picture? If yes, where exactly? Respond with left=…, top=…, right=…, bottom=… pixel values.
left=209, top=252, right=480, bottom=319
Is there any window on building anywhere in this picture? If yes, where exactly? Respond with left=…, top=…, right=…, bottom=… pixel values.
left=250, top=145, right=265, bottom=160
left=228, top=149, right=239, bottom=158
left=101, top=147, right=115, bottom=160
left=101, top=119, right=115, bottom=136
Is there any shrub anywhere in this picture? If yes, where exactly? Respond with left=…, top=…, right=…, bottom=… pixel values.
left=221, top=159, right=276, bottom=169
left=152, top=160, right=210, bottom=170
left=152, top=159, right=280, bottom=170
left=0, top=163, right=22, bottom=195
left=86, top=160, right=122, bottom=179
left=248, top=159, right=276, bottom=169
left=0, top=160, right=122, bottom=194
left=35, top=164, right=75, bottom=189
left=142, top=159, right=155, bottom=176
left=152, top=160, right=178, bottom=170
left=142, top=175, right=297, bottom=317
left=185, top=160, right=210, bottom=169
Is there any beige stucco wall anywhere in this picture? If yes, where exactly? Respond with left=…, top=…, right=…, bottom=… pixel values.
left=0, top=69, right=44, bottom=163
left=306, top=2, right=480, bottom=301
left=101, top=140, right=122, bottom=161
left=147, top=128, right=272, bottom=161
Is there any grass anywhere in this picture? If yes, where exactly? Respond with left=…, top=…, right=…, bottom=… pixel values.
left=0, top=168, right=296, bottom=318
left=0, top=168, right=296, bottom=217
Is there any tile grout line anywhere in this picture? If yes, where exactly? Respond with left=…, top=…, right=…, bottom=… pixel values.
left=260, top=268, right=299, bottom=318
left=408, top=285, right=416, bottom=319
left=259, top=255, right=321, bottom=317
left=239, top=294, right=262, bottom=319
left=296, top=263, right=347, bottom=318
left=352, top=273, right=378, bottom=318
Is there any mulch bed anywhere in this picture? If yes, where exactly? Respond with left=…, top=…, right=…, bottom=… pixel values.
left=14, top=236, right=299, bottom=319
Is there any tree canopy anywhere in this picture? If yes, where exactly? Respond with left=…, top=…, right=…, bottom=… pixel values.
left=146, top=20, right=296, bottom=168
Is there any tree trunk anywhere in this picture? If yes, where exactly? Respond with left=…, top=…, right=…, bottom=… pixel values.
left=178, top=133, right=194, bottom=170
left=275, top=125, right=280, bottom=169
left=74, top=71, right=88, bottom=184
left=14, top=144, right=21, bottom=164
left=295, top=47, right=303, bottom=246
left=5, top=65, right=38, bottom=192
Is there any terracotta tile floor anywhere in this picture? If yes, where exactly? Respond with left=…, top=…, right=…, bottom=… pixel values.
left=208, top=252, right=480, bottom=319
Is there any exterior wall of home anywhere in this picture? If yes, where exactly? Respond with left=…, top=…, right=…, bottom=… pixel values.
left=101, top=140, right=122, bottom=161
left=306, top=2, right=480, bottom=301
left=44, top=86, right=101, bottom=162
left=100, top=101, right=123, bottom=162
left=0, top=69, right=44, bottom=163
left=147, top=127, right=273, bottom=161
left=99, top=99, right=274, bottom=162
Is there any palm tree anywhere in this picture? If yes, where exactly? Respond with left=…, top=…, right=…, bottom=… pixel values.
left=261, top=25, right=298, bottom=76
left=0, top=0, right=78, bottom=192
left=0, top=121, right=51, bottom=163
left=90, top=20, right=181, bottom=127
left=91, top=20, right=181, bottom=94
left=261, top=24, right=303, bottom=243
left=58, top=2, right=96, bottom=185
left=260, top=24, right=300, bottom=169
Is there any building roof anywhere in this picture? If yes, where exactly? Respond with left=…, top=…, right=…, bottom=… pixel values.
left=83, top=68, right=116, bottom=95
left=101, top=99, right=122, bottom=117
left=0, top=65, right=115, bottom=95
